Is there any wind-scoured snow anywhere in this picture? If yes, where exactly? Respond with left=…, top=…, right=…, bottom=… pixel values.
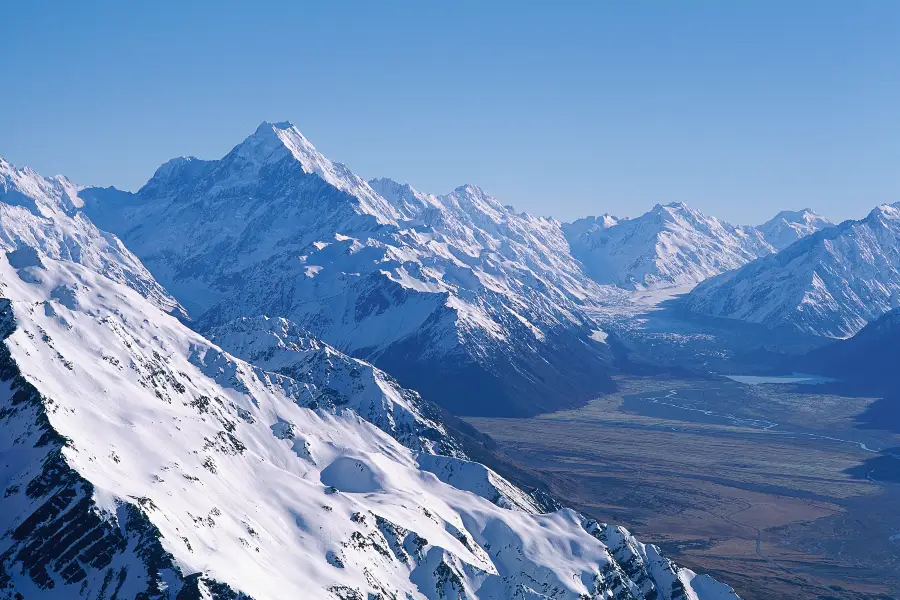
left=685, top=203, right=900, bottom=338
left=0, top=207, right=739, bottom=599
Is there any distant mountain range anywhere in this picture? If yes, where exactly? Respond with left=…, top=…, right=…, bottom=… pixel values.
left=685, top=203, right=900, bottom=338
left=563, top=203, right=831, bottom=290
left=756, top=208, right=833, bottom=250
left=75, top=121, right=853, bottom=416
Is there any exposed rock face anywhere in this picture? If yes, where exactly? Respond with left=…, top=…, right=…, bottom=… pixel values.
left=0, top=299, right=192, bottom=600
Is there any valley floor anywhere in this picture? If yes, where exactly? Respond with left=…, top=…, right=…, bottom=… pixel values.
left=467, top=376, right=900, bottom=600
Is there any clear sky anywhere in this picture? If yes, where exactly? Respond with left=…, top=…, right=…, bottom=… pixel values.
left=3, top=1, right=898, bottom=224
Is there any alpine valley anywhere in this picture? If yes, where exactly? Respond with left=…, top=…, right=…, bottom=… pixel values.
left=1, top=122, right=898, bottom=600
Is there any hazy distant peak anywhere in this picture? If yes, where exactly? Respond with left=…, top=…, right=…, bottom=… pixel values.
left=564, top=201, right=774, bottom=289
left=757, top=207, right=832, bottom=250
left=769, top=208, right=814, bottom=219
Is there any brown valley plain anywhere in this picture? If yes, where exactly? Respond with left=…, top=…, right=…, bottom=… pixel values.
left=468, top=376, right=900, bottom=600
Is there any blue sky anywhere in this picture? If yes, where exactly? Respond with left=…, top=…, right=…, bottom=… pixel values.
left=3, top=1, right=898, bottom=224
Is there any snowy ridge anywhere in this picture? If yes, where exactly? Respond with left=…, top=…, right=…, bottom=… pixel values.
left=0, top=230, right=738, bottom=598
left=564, top=203, right=830, bottom=290
left=685, top=203, right=900, bottom=338
left=0, top=157, right=183, bottom=317
left=202, top=317, right=545, bottom=513
left=81, top=123, right=624, bottom=416
left=415, top=454, right=543, bottom=514
left=203, top=315, right=468, bottom=458
left=559, top=214, right=619, bottom=241
left=235, top=122, right=400, bottom=225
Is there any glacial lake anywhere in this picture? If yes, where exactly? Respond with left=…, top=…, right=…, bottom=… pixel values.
left=725, top=373, right=836, bottom=385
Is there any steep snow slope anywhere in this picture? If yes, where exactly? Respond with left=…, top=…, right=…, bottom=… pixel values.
left=204, top=315, right=460, bottom=455
left=202, top=315, right=546, bottom=513
left=81, top=122, right=624, bottom=416
left=0, top=158, right=182, bottom=316
left=756, top=209, right=832, bottom=250
left=563, top=203, right=773, bottom=290
left=0, top=235, right=739, bottom=599
left=685, top=204, right=900, bottom=338
left=564, top=204, right=831, bottom=290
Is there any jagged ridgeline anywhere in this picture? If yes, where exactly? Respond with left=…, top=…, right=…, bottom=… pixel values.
left=79, top=123, right=625, bottom=418
left=75, top=124, right=838, bottom=417
left=0, top=159, right=739, bottom=598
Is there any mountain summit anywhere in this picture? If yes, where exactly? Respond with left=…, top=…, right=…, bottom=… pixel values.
left=233, top=121, right=400, bottom=224
left=81, top=123, right=624, bottom=417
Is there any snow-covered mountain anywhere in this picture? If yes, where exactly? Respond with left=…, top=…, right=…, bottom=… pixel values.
left=0, top=165, right=739, bottom=599
left=563, top=203, right=833, bottom=291
left=685, top=203, right=900, bottom=338
left=756, top=208, right=833, bottom=250
left=0, top=157, right=182, bottom=317
left=81, top=122, right=624, bottom=417
left=563, top=203, right=775, bottom=290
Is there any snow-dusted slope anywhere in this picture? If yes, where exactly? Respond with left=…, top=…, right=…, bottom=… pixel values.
left=81, top=122, right=624, bottom=417
left=0, top=225, right=739, bottom=599
left=756, top=209, right=832, bottom=251
left=0, top=158, right=182, bottom=316
left=685, top=204, right=900, bottom=338
left=564, top=203, right=773, bottom=290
